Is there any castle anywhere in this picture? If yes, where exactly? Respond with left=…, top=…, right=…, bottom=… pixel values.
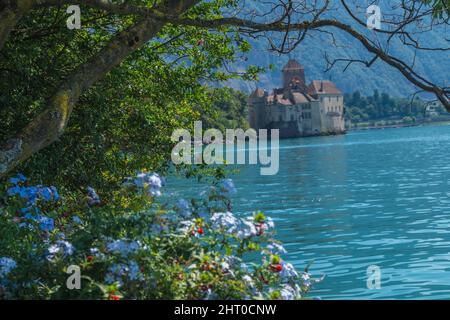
left=248, top=59, right=346, bottom=138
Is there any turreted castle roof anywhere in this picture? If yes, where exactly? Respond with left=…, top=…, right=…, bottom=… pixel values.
left=282, top=59, right=304, bottom=70
left=249, top=59, right=342, bottom=107
left=307, top=80, right=341, bottom=95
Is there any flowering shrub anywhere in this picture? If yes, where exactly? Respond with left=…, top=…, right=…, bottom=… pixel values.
left=0, top=173, right=323, bottom=300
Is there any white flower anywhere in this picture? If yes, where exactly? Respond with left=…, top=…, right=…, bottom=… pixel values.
left=177, top=220, right=195, bottom=234
left=279, top=285, right=296, bottom=300
left=237, top=220, right=257, bottom=239
left=147, top=173, right=163, bottom=197
left=133, top=172, right=163, bottom=197
left=224, top=255, right=240, bottom=268
left=257, top=216, right=274, bottom=231
left=280, top=262, right=298, bottom=279
left=221, top=261, right=235, bottom=277
left=279, top=284, right=301, bottom=300
left=301, top=272, right=311, bottom=282
left=302, top=272, right=313, bottom=287
left=46, top=241, right=74, bottom=261
left=211, top=212, right=238, bottom=233
left=48, top=244, right=60, bottom=255
left=266, top=242, right=287, bottom=255
left=242, top=275, right=254, bottom=287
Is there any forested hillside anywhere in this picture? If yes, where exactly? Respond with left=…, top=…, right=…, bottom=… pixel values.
left=226, top=1, right=449, bottom=98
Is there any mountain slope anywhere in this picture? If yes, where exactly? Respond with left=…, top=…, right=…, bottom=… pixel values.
left=225, top=1, right=449, bottom=98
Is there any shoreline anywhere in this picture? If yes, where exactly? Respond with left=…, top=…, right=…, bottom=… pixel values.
left=348, top=120, right=450, bottom=131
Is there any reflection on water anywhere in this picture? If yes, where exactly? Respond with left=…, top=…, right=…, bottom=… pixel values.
left=166, top=124, right=450, bottom=299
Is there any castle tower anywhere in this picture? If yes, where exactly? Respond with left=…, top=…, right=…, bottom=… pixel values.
left=248, top=88, right=267, bottom=129
left=282, top=59, right=306, bottom=91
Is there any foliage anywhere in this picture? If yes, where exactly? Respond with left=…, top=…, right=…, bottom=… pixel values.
left=421, top=0, right=450, bottom=18
left=201, top=87, right=250, bottom=132
left=0, top=2, right=262, bottom=194
left=343, top=90, right=441, bottom=122
left=0, top=174, right=322, bottom=300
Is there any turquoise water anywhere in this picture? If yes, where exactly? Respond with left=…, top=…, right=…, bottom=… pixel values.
left=167, top=124, right=450, bottom=299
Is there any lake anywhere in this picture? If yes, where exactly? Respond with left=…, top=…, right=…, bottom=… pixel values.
left=166, top=123, right=450, bottom=299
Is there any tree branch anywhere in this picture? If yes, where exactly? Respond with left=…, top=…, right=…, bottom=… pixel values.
left=0, top=0, right=35, bottom=50
left=33, top=0, right=158, bottom=16
left=0, top=0, right=199, bottom=178
left=161, top=15, right=449, bottom=110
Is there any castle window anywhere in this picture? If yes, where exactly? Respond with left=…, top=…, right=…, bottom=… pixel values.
left=279, top=115, right=282, bottom=121
left=290, top=115, right=295, bottom=121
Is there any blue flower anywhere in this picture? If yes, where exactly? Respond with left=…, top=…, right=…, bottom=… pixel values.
left=6, top=185, right=20, bottom=196
left=38, top=216, right=55, bottom=232
left=105, top=264, right=127, bottom=286
left=0, top=257, right=17, bottom=278
left=133, top=172, right=147, bottom=188
left=7, top=179, right=59, bottom=207
left=87, top=187, right=101, bottom=206
left=219, top=179, right=237, bottom=196
left=38, top=187, right=57, bottom=202
left=105, top=261, right=143, bottom=286
left=50, top=186, right=59, bottom=201
left=8, top=174, right=26, bottom=185
left=106, top=239, right=141, bottom=257
left=22, top=186, right=38, bottom=204
left=128, top=261, right=144, bottom=281
left=72, top=216, right=82, bottom=224
left=175, top=199, right=191, bottom=218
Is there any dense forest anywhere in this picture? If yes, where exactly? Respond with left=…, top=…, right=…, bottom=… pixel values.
left=344, top=91, right=446, bottom=123
left=202, top=87, right=249, bottom=131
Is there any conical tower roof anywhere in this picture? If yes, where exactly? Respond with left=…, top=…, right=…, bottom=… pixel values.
left=282, top=59, right=304, bottom=71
